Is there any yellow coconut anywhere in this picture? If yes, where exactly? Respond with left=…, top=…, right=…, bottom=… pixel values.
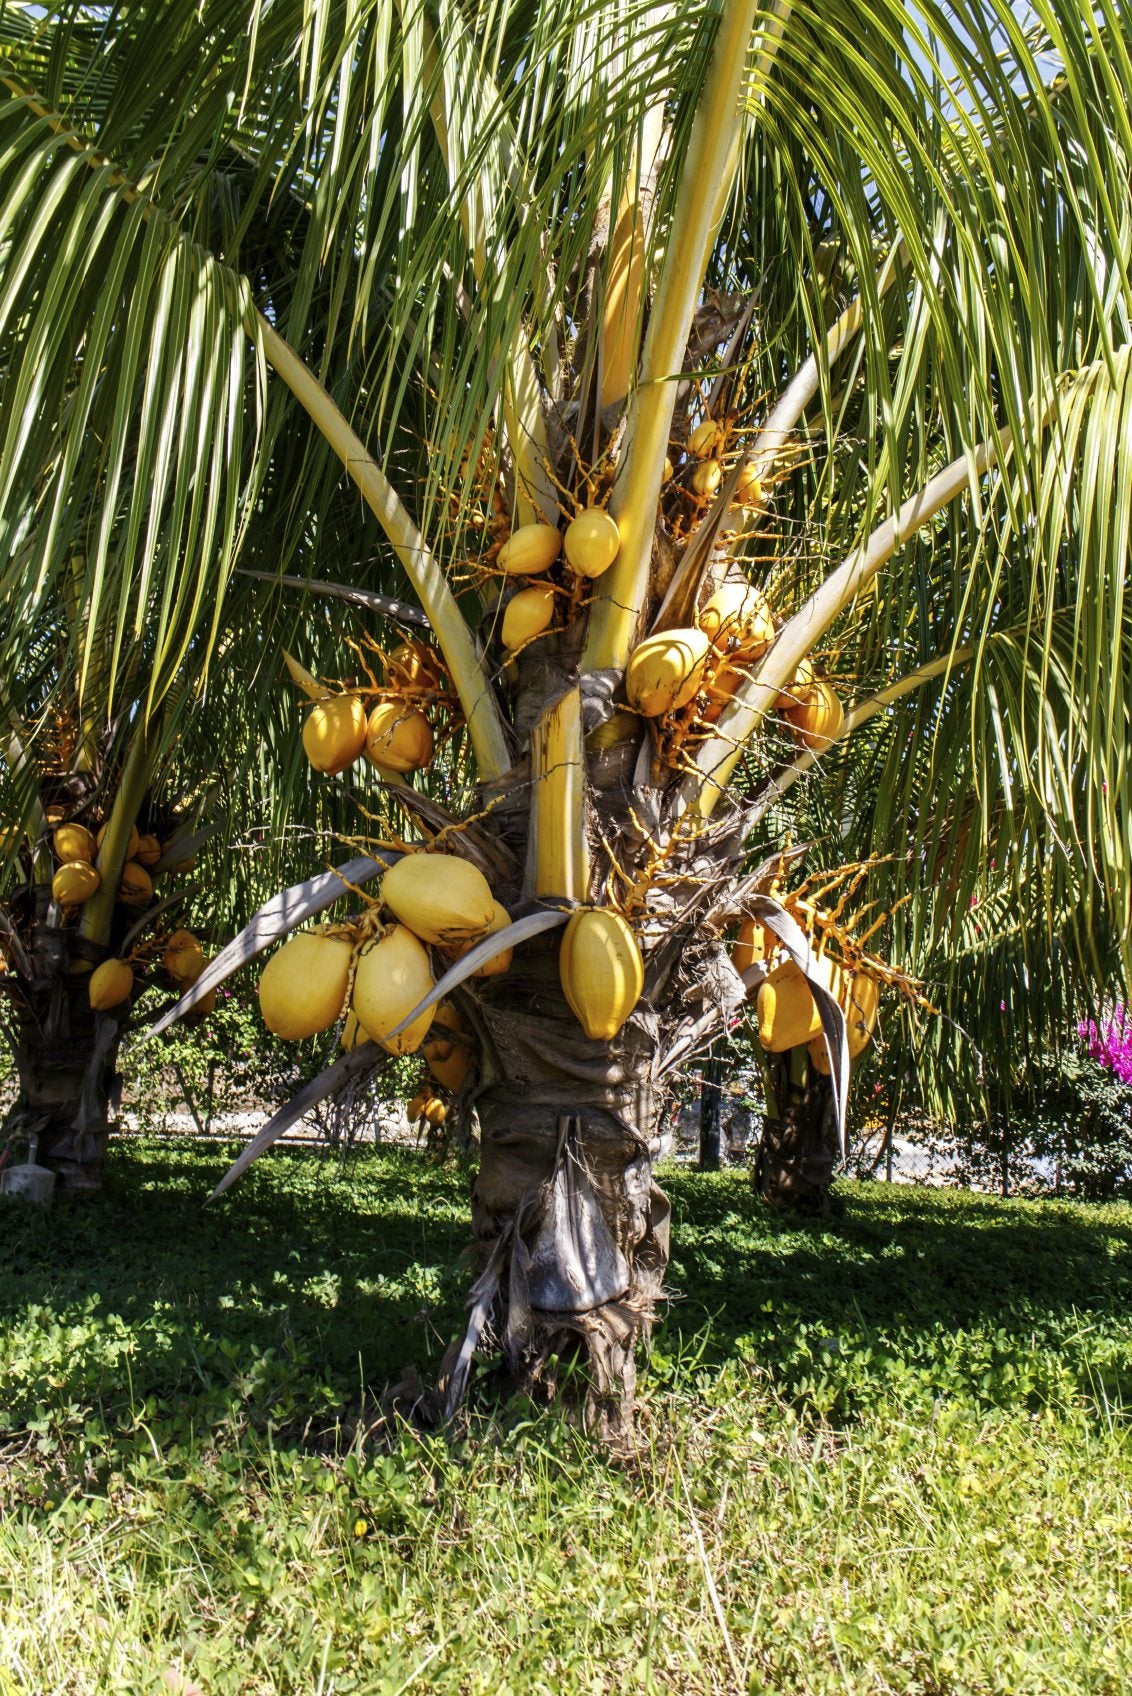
left=586, top=709, right=640, bottom=750
left=117, top=862, right=153, bottom=907
left=135, top=833, right=162, bottom=867
left=45, top=804, right=67, bottom=827
left=340, top=1010, right=365, bottom=1050
left=301, top=695, right=368, bottom=775
left=691, top=458, right=722, bottom=498
left=52, top=860, right=100, bottom=905
left=163, top=929, right=204, bottom=984
left=452, top=900, right=512, bottom=977
left=662, top=456, right=674, bottom=483
left=563, top=508, right=620, bottom=579
left=497, top=522, right=562, bottom=576
left=385, top=640, right=445, bottom=689
left=772, top=656, right=815, bottom=711
left=88, top=958, right=134, bottom=1011
left=787, top=677, right=844, bottom=753
left=96, top=821, right=141, bottom=862
left=700, top=660, right=755, bottom=725
left=352, top=924, right=436, bottom=1055
left=258, top=929, right=354, bottom=1040
left=380, top=852, right=494, bottom=947
left=559, top=909, right=644, bottom=1042
left=732, top=917, right=779, bottom=976
left=406, top=1088, right=431, bottom=1122
left=842, top=971, right=880, bottom=1059
left=422, top=1002, right=466, bottom=1062
left=53, top=823, right=95, bottom=863
left=625, top=627, right=712, bottom=718
left=698, top=581, right=775, bottom=650
left=426, top=1042, right=474, bottom=1094
left=807, top=1035, right=833, bottom=1076
left=502, top=585, right=556, bottom=651
left=423, top=1098, right=448, bottom=1127
left=187, top=986, right=217, bottom=1019
left=756, top=960, right=828, bottom=1052
left=687, top=417, right=720, bottom=457
left=733, top=462, right=763, bottom=505
left=365, top=703, right=434, bottom=773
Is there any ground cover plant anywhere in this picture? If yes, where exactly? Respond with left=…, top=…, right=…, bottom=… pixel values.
left=2, top=1137, right=1130, bottom=1694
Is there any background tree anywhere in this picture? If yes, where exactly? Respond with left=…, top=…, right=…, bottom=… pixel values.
left=2, top=0, right=1130, bottom=1425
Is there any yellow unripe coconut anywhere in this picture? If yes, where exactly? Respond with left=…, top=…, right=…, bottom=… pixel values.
left=842, top=971, right=880, bottom=1059
left=586, top=709, right=639, bottom=750
left=52, top=860, right=100, bottom=905
left=808, top=1035, right=833, bottom=1076
left=701, top=660, right=753, bottom=725
left=559, top=909, right=644, bottom=1042
left=452, top=900, right=512, bottom=977
left=733, top=462, right=763, bottom=505
left=365, top=703, right=434, bottom=773
left=135, top=833, right=162, bottom=867
left=691, top=458, right=722, bottom=498
left=773, top=656, right=815, bottom=711
left=497, top=522, right=562, bottom=576
left=53, top=823, right=95, bottom=863
left=187, top=986, right=217, bottom=1019
left=259, top=929, right=353, bottom=1040
left=163, top=929, right=204, bottom=984
left=406, top=1088, right=431, bottom=1123
left=380, top=852, right=494, bottom=947
left=502, top=585, right=556, bottom=651
left=352, top=924, right=435, bottom=1055
left=787, top=677, right=844, bottom=753
left=687, top=417, right=721, bottom=457
left=563, top=507, right=620, bottom=579
left=88, top=958, right=134, bottom=1011
left=385, top=640, right=445, bottom=689
left=423, top=1097, right=448, bottom=1128
left=423, top=1002, right=466, bottom=1063
left=302, top=695, right=368, bottom=775
left=341, top=1010, right=365, bottom=1050
left=45, top=804, right=67, bottom=826
left=698, top=582, right=775, bottom=650
left=625, top=627, right=712, bottom=717
left=756, top=960, right=829, bottom=1052
left=97, top=821, right=141, bottom=862
left=117, top=862, right=153, bottom=908
left=426, top=1042, right=474, bottom=1094
left=732, top=917, right=779, bottom=976
left=662, top=456, right=674, bottom=483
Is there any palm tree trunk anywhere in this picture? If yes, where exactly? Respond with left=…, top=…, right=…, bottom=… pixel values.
left=754, top=1049, right=840, bottom=1218
left=449, top=936, right=670, bottom=1436
left=4, top=909, right=123, bottom=1196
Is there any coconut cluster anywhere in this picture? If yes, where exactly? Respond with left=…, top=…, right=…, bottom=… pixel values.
left=257, top=849, right=648, bottom=1120
left=494, top=505, right=622, bottom=657
left=731, top=913, right=881, bottom=1074
left=299, top=640, right=450, bottom=780
left=35, top=808, right=212, bottom=1017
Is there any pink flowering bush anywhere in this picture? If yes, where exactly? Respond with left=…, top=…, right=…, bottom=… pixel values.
left=1078, top=1005, right=1132, bottom=1086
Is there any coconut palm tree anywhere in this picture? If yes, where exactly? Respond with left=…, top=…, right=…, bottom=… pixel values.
left=3, top=0, right=1130, bottom=1423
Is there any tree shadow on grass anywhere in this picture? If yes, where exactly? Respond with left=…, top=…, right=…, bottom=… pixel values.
left=4, top=1139, right=1132, bottom=1442
left=656, top=1165, right=1132, bottom=1419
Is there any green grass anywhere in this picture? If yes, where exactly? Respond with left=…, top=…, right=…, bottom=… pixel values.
left=2, top=1139, right=1131, bottom=1694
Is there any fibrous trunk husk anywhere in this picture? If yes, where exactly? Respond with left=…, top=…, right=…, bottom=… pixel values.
left=755, top=1052, right=840, bottom=1218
